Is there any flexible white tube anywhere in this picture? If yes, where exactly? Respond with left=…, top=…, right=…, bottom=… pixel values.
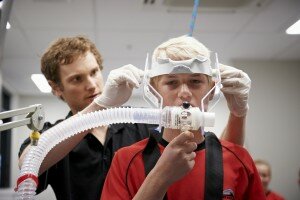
left=17, top=106, right=214, bottom=199
left=17, top=107, right=161, bottom=200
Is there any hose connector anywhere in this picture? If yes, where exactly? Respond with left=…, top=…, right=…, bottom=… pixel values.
left=161, top=105, right=215, bottom=130
left=30, top=131, right=40, bottom=146
left=15, top=173, right=39, bottom=192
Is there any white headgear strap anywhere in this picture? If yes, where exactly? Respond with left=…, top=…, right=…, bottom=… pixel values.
left=149, top=56, right=212, bottom=78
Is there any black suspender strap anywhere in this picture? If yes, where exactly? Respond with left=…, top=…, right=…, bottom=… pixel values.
left=142, top=132, right=168, bottom=200
left=142, top=133, right=161, bottom=175
left=204, top=132, right=224, bottom=200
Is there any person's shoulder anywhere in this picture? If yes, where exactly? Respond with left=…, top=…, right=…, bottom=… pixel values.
left=116, top=138, right=149, bottom=156
left=41, top=119, right=64, bottom=132
left=19, top=117, right=66, bottom=156
left=221, top=140, right=250, bottom=155
left=42, top=112, right=71, bottom=132
left=110, top=123, right=158, bottom=139
left=220, top=140, right=255, bottom=170
left=112, top=138, right=149, bottom=169
left=268, top=190, right=285, bottom=200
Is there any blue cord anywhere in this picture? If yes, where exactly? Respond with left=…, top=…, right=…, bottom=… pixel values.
left=188, top=0, right=200, bottom=37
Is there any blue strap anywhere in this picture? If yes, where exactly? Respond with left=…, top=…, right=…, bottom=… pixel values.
left=188, top=0, right=200, bottom=36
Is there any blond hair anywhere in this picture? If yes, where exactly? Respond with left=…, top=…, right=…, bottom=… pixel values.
left=152, top=35, right=210, bottom=62
left=255, top=159, right=272, bottom=176
left=151, top=35, right=211, bottom=87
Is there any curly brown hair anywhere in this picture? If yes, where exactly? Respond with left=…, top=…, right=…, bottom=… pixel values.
left=41, top=36, right=103, bottom=84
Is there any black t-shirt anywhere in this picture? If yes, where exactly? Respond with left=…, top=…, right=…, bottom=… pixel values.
left=18, top=112, right=159, bottom=200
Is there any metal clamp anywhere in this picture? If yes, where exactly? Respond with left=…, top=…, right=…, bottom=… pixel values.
left=0, top=104, right=45, bottom=132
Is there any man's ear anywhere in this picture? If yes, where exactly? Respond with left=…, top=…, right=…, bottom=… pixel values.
left=48, top=80, right=62, bottom=98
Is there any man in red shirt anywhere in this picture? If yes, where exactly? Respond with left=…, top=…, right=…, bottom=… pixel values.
left=255, top=159, right=285, bottom=200
left=101, top=35, right=266, bottom=200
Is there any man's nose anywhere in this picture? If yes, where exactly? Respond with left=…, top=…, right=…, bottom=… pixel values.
left=178, top=84, right=192, bottom=101
left=86, top=76, right=97, bottom=90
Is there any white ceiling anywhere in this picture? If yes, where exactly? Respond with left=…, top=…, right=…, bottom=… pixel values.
left=1, top=0, right=300, bottom=95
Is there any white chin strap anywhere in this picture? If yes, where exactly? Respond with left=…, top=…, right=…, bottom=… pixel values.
left=149, top=56, right=212, bottom=78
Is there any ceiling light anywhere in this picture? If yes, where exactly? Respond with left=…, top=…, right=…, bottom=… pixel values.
left=6, top=22, right=11, bottom=30
left=0, top=2, right=3, bottom=9
left=286, top=19, right=300, bottom=35
left=31, top=74, right=52, bottom=93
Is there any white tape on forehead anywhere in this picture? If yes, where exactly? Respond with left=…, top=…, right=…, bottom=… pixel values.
left=149, top=56, right=212, bottom=78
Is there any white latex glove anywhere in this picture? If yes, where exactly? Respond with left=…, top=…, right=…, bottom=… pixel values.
left=219, top=64, right=251, bottom=117
left=94, top=64, right=144, bottom=108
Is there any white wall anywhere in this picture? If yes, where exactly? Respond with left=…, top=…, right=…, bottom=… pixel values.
left=232, top=60, right=300, bottom=200
left=5, top=60, right=300, bottom=200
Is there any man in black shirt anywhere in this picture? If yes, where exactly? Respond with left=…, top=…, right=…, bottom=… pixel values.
left=18, top=36, right=157, bottom=200
left=19, top=36, right=251, bottom=200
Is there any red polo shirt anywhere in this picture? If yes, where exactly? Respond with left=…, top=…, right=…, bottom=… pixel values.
left=101, top=138, right=266, bottom=200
